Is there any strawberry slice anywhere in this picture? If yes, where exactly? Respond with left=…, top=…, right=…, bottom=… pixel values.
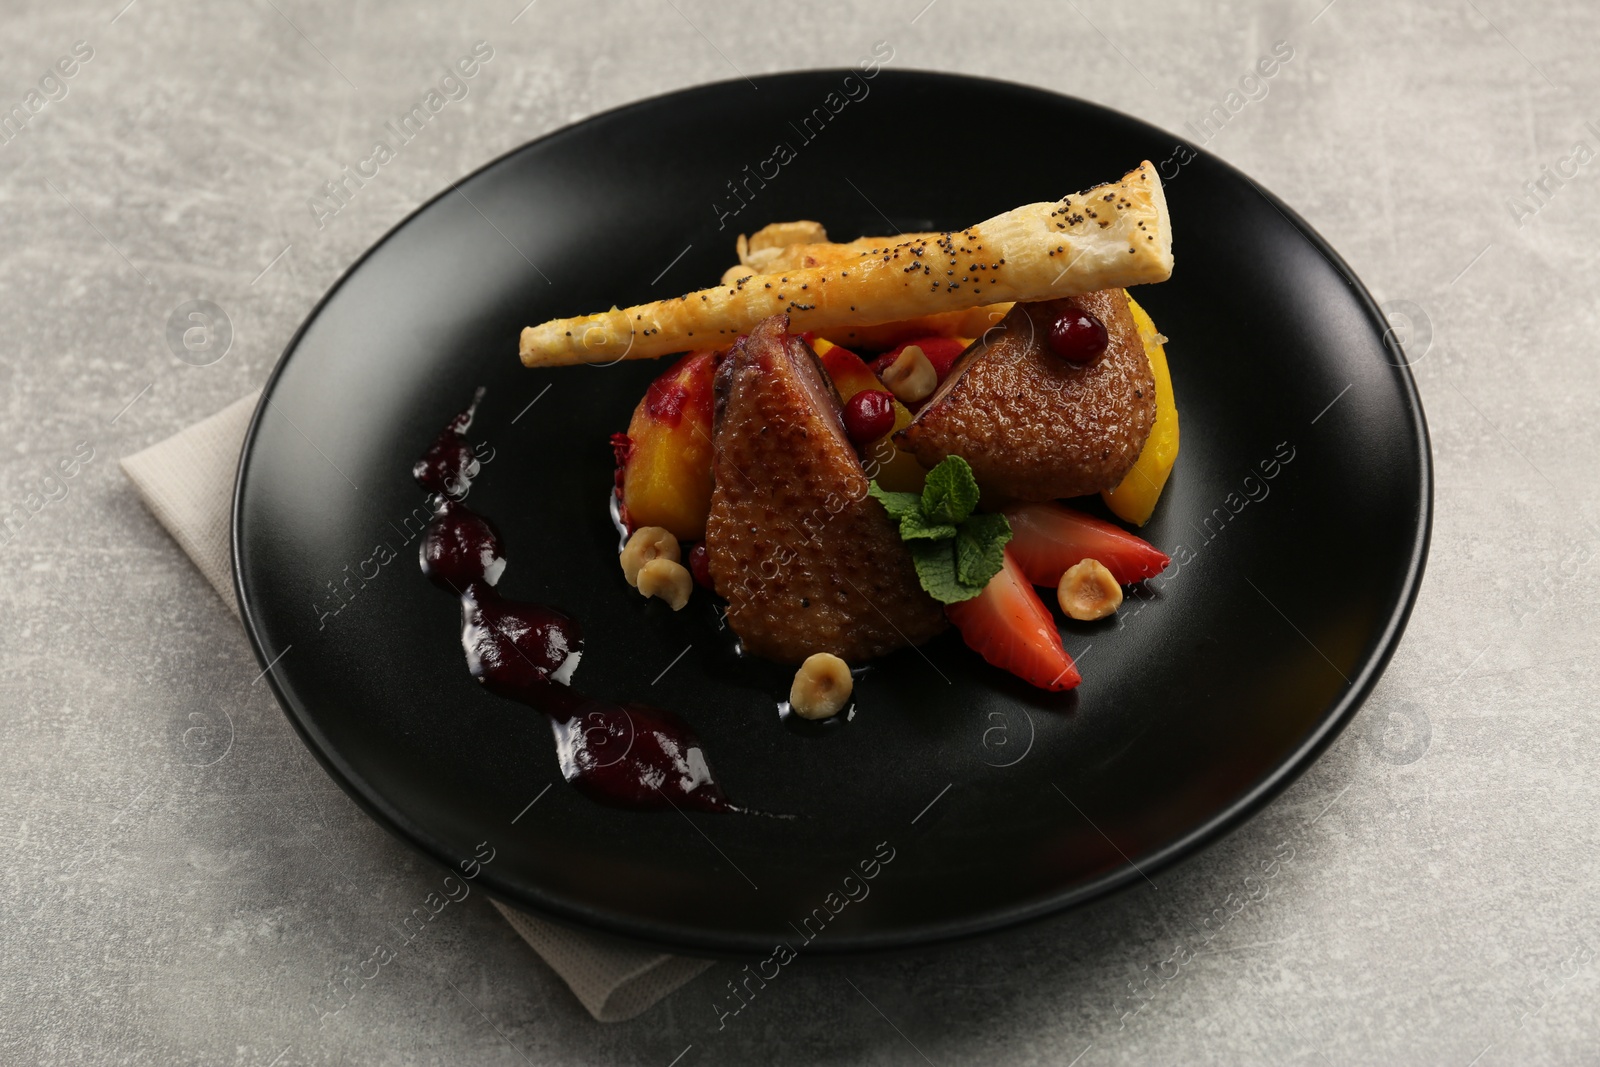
left=946, top=548, right=1080, bottom=691
left=1004, top=502, right=1170, bottom=586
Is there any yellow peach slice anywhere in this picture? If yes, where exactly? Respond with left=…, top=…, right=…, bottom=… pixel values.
left=1101, top=294, right=1178, bottom=526
left=620, top=350, right=716, bottom=541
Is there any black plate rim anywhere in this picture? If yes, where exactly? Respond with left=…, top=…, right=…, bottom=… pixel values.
left=232, top=68, right=1433, bottom=957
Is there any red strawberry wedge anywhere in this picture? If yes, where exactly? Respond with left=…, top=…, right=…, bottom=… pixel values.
left=946, top=548, right=1080, bottom=691
left=1003, top=502, right=1170, bottom=587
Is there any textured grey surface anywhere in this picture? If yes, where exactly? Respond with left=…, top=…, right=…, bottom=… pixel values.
left=3, top=0, right=1597, bottom=1063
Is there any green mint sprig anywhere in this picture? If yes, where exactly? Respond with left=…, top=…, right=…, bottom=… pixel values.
left=869, top=456, right=1011, bottom=604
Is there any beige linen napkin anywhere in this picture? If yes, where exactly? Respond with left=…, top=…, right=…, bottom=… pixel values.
left=120, top=392, right=712, bottom=1023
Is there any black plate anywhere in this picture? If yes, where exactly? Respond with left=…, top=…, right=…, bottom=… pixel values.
left=234, top=70, right=1430, bottom=955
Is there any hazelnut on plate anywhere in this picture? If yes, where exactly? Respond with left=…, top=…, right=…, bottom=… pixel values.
left=1058, top=558, right=1122, bottom=620
left=620, top=525, right=680, bottom=587
left=637, top=558, right=693, bottom=611
left=881, top=344, right=937, bottom=404
left=789, top=653, right=853, bottom=720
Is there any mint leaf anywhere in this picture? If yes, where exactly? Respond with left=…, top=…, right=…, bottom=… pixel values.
left=900, top=509, right=959, bottom=542
left=909, top=539, right=985, bottom=604
left=955, top=512, right=1012, bottom=588
left=873, top=459, right=1010, bottom=605
left=921, top=456, right=981, bottom=526
left=868, top=482, right=922, bottom=521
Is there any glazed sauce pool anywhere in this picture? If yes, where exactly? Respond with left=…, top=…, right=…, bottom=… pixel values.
left=415, top=392, right=733, bottom=813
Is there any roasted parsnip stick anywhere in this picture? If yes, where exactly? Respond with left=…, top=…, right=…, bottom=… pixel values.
left=727, top=228, right=1015, bottom=348
left=520, top=161, right=1172, bottom=368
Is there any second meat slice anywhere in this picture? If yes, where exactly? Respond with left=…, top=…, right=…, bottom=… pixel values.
left=897, top=290, right=1157, bottom=501
left=705, top=314, right=948, bottom=664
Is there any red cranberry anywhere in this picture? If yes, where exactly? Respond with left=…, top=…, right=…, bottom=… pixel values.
left=842, top=389, right=897, bottom=446
left=688, top=542, right=713, bottom=589
left=1048, top=308, right=1108, bottom=364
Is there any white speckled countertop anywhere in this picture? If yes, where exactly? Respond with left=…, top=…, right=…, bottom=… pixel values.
left=4, top=1, right=1598, bottom=1063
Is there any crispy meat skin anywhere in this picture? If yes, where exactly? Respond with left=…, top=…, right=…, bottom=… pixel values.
left=705, top=315, right=947, bottom=664
left=897, top=291, right=1156, bottom=501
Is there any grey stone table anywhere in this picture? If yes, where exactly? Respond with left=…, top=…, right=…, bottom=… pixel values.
left=3, top=0, right=1596, bottom=1063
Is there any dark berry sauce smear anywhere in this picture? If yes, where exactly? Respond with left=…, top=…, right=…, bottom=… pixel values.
left=413, top=387, right=487, bottom=497
left=415, top=391, right=735, bottom=814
